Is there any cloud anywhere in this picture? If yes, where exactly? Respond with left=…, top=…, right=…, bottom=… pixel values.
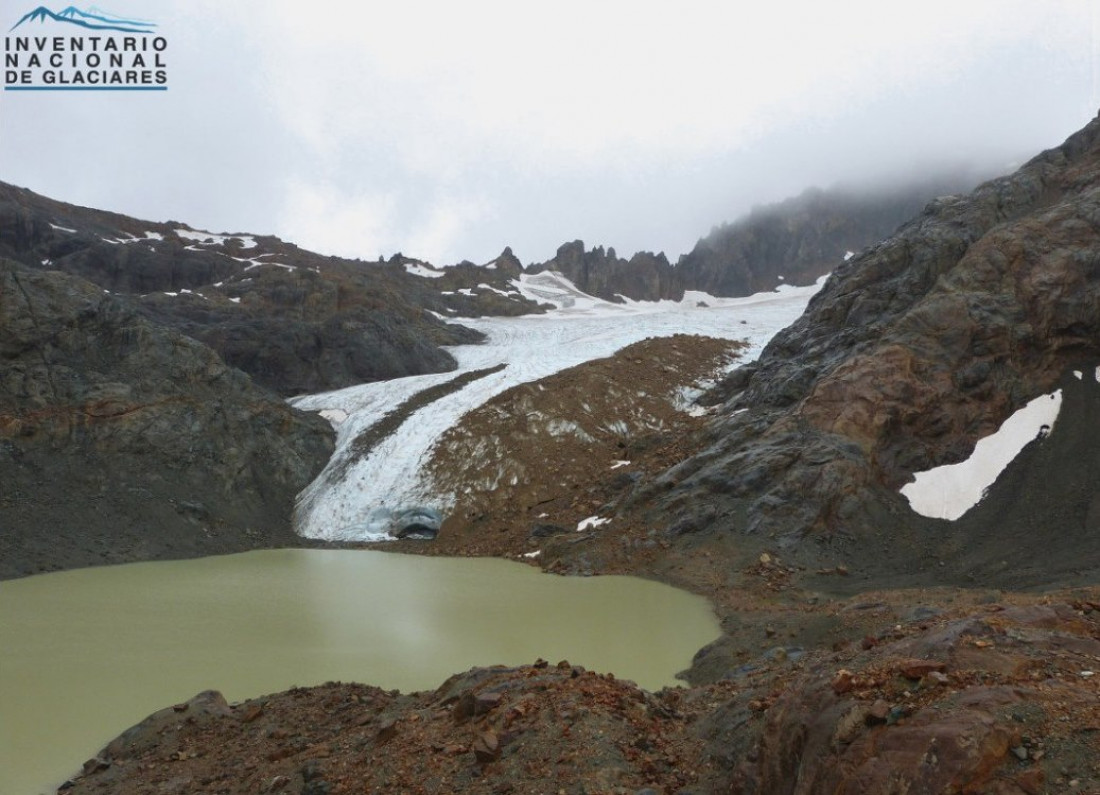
left=0, top=0, right=1095, bottom=265
left=276, top=180, right=397, bottom=261
left=404, top=194, right=495, bottom=265
left=274, top=178, right=493, bottom=265
left=248, top=0, right=1094, bottom=164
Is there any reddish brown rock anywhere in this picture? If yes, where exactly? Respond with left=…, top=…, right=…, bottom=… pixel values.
left=472, top=730, right=500, bottom=765
left=453, top=691, right=503, bottom=724
left=894, top=659, right=948, bottom=680
left=864, top=700, right=891, bottom=725
left=831, top=669, right=855, bottom=695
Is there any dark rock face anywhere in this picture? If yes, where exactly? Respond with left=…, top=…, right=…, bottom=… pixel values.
left=641, top=112, right=1100, bottom=587
left=150, top=286, right=468, bottom=397
left=529, top=240, right=681, bottom=302
left=0, top=182, right=542, bottom=396
left=676, top=177, right=982, bottom=296
left=529, top=177, right=983, bottom=303
left=0, top=260, right=334, bottom=578
left=487, top=246, right=524, bottom=277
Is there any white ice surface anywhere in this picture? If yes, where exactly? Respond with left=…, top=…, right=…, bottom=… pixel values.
left=291, top=273, right=825, bottom=541
left=174, top=228, right=256, bottom=248
left=319, top=409, right=349, bottom=427
left=478, top=283, right=517, bottom=296
left=404, top=262, right=446, bottom=278
left=901, top=390, right=1063, bottom=521
left=577, top=516, right=611, bottom=532
left=49, top=223, right=76, bottom=233
left=101, top=232, right=155, bottom=245
left=242, top=259, right=296, bottom=272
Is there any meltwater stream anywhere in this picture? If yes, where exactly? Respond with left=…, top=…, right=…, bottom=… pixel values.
left=0, top=549, right=720, bottom=794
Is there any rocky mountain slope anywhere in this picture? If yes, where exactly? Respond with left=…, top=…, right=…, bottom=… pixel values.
left=528, top=241, right=680, bottom=302
left=530, top=175, right=985, bottom=303
left=12, top=110, right=1100, bottom=794
left=0, top=173, right=983, bottom=398
left=0, top=260, right=334, bottom=578
left=0, top=182, right=539, bottom=396
left=677, top=176, right=987, bottom=296
left=607, top=111, right=1100, bottom=591
left=423, top=335, right=746, bottom=559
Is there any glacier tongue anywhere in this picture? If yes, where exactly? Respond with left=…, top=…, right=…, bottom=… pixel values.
left=290, top=275, right=824, bottom=542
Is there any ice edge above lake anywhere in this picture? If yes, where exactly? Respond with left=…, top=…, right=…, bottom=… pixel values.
left=290, top=272, right=826, bottom=542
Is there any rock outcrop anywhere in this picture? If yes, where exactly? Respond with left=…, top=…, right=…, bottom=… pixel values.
left=676, top=177, right=983, bottom=297
left=528, top=240, right=681, bottom=302
left=0, top=260, right=334, bottom=578
left=529, top=176, right=983, bottom=303
left=0, top=182, right=542, bottom=396
left=726, top=601, right=1100, bottom=793
left=635, top=111, right=1100, bottom=588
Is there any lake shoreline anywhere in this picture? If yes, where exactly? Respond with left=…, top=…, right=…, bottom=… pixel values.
left=1, top=548, right=721, bottom=795
left=41, top=545, right=1100, bottom=794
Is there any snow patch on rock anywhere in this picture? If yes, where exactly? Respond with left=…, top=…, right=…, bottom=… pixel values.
left=901, top=390, right=1063, bottom=521
left=404, top=262, right=446, bottom=278
left=175, top=228, right=256, bottom=248
left=577, top=516, right=610, bottom=532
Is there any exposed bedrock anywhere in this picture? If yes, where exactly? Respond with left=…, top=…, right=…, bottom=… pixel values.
left=0, top=183, right=542, bottom=396
left=529, top=174, right=983, bottom=303
left=0, top=260, right=334, bottom=578
left=635, top=112, right=1100, bottom=587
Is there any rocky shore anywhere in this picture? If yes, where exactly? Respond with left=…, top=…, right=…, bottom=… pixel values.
left=63, top=589, right=1100, bottom=794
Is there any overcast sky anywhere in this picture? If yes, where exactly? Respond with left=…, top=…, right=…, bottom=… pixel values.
left=1, top=1, right=1096, bottom=265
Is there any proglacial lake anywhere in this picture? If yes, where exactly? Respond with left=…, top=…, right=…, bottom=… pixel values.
left=0, top=549, right=720, bottom=794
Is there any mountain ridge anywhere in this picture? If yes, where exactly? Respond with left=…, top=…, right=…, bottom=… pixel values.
left=614, top=110, right=1100, bottom=591
left=529, top=172, right=992, bottom=303
left=14, top=112, right=1100, bottom=795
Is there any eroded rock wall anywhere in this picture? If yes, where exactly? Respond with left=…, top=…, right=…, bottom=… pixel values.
left=0, top=260, right=334, bottom=577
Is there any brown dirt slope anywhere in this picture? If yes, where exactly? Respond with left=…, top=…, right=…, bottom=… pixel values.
left=422, top=334, right=745, bottom=562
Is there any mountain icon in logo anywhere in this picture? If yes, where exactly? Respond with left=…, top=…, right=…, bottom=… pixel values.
left=10, top=5, right=156, bottom=33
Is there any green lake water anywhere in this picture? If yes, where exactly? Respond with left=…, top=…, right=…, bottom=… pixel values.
left=0, top=548, right=720, bottom=794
